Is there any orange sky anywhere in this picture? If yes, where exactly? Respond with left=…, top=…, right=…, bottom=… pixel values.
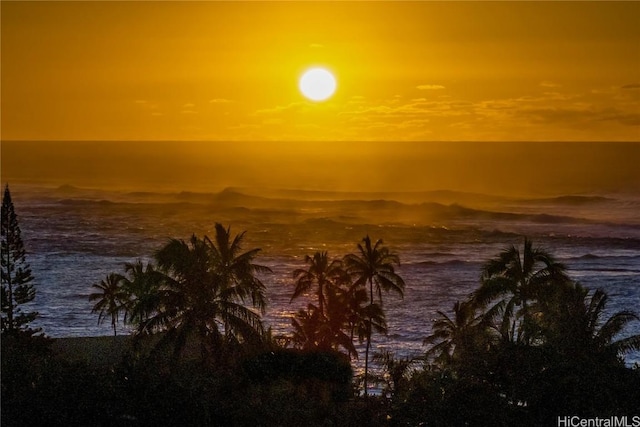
left=2, top=1, right=639, bottom=142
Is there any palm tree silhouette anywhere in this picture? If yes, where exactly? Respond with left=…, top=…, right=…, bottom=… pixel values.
left=121, top=260, right=162, bottom=331
left=129, top=224, right=270, bottom=363
left=343, top=235, right=405, bottom=395
left=291, top=251, right=344, bottom=317
left=563, top=286, right=640, bottom=363
left=291, top=304, right=325, bottom=352
left=89, top=273, right=127, bottom=336
left=291, top=299, right=357, bottom=359
left=472, top=238, right=569, bottom=344
left=204, top=223, right=270, bottom=318
left=373, top=349, right=415, bottom=398
left=424, top=300, right=487, bottom=366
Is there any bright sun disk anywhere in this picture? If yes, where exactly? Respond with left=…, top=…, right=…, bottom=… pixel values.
left=299, top=68, right=336, bottom=102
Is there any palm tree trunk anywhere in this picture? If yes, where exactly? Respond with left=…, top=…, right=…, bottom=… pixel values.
left=364, top=326, right=371, bottom=396
left=521, top=297, right=531, bottom=344
left=364, top=278, right=374, bottom=397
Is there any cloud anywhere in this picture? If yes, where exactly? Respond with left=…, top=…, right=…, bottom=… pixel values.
left=621, top=84, right=640, bottom=90
left=309, top=43, right=324, bottom=49
left=239, top=83, right=638, bottom=141
left=417, top=84, right=445, bottom=90
left=180, top=103, right=197, bottom=114
left=262, top=118, right=284, bottom=125
left=590, top=87, right=618, bottom=95
left=539, top=81, right=561, bottom=88
left=254, top=102, right=310, bottom=116
left=513, top=104, right=640, bottom=128
left=346, top=96, right=367, bottom=106
left=209, top=98, right=233, bottom=103
left=597, top=109, right=640, bottom=126
left=336, top=96, right=475, bottom=139
left=134, top=99, right=162, bottom=116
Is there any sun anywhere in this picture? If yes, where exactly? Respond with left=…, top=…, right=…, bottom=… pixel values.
left=299, top=68, right=337, bottom=102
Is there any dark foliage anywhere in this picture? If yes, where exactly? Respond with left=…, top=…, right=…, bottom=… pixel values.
left=2, top=340, right=377, bottom=427
left=343, top=235, right=405, bottom=395
left=4, top=235, right=639, bottom=426
left=241, top=348, right=352, bottom=401
left=413, top=238, right=640, bottom=426
left=1, top=184, right=38, bottom=333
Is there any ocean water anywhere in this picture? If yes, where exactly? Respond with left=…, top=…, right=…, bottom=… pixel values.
left=10, top=184, right=640, bottom=367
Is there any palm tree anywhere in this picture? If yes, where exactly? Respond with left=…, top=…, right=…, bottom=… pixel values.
left=343, top=235, right=405, bottom=395
left=472, top=238, right=570, bottom=345
left=524, top=283, right=640, bottom=414
left=373, top=349, right=415, bottom=398
left=204, top=223, right=270, bottom=322
left=89, top=273, right=127, bottom=336
left=289, top=270, right=385, bottom=362
left=137, top=224, right=271, bottom=363
left=291, top=304, right=323, bottom=352
left=569, top=287, right=640, bottom=363
left=121, top=259, right=162, bottom=330
left=423, top=300, right=488, bottom=366
left=291, top=304, right=356, bottom=359
left=290, top=283, right=366, bottom=360
left=291, top=251, right=344, bottom=317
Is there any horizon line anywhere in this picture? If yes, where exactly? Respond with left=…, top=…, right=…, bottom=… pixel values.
left=3, top=139, right=640, bottom=144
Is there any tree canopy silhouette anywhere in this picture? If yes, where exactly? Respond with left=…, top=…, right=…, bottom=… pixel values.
left=344, top=235, right=405, bottom=395
left=417, top=238, right=640, bottom=423
left=472, top=237, right=570, bottom=344
left=1, top=185, right=38, bottom=335
left=94, top=224, right=271, bottom=364
left=89, top=273, right=127, bottom=336
left=291, top=251, right=345, bottom=317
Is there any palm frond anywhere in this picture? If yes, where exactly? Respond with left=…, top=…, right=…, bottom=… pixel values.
left=472, top=276, right=514, bottom=308
left=610, top=334, right=640, bottom=355
left=597, top=310, right=640, bottom=343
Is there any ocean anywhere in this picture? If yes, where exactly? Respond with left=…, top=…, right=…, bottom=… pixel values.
left=10, top=182, right=640, bottom=367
